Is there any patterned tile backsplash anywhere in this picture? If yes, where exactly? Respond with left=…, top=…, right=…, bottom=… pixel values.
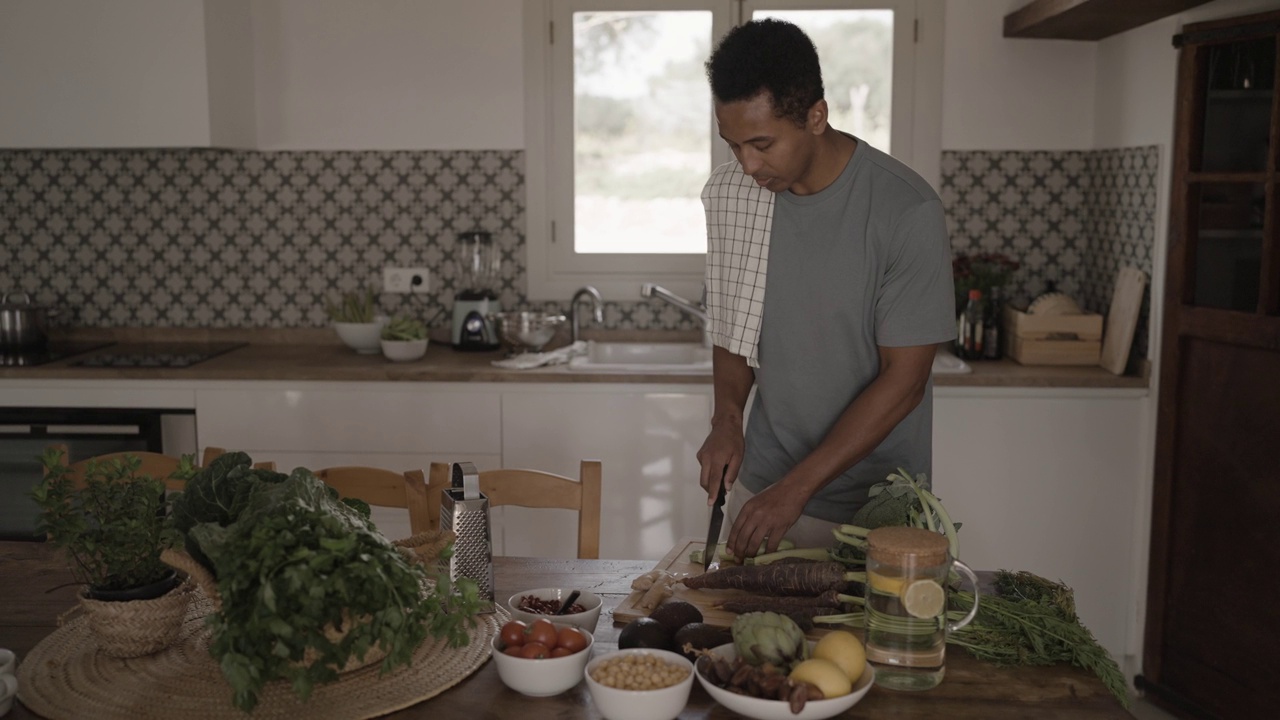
left=2, top=146, right=1156, bottom=358
left=0, top=148, right=698, bottom=333
left=940, top=146, right=1158, bottom=359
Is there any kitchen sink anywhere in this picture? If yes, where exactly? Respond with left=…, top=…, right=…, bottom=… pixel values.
left=567, top=342, right=712, bottom=373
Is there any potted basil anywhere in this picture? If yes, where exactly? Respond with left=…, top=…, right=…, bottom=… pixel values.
left=30, top=448, right=197, bottom=658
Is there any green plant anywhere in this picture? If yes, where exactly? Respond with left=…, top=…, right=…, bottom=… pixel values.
left=176, top=461, right=481, bottom=711
left=30, top=448, right=195, bottom=592
left=381, top=315, right=427, bottom=341
left=325, top=289, right=377, bottom=323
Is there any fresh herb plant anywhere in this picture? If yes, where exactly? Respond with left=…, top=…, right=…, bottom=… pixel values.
left=30, top=448, right=195, bottom=592
left=182, top=467, right=481, bottom=711
left=380, top=316, right=427, bottom=341
left=325, top=290, right=377, bottom=323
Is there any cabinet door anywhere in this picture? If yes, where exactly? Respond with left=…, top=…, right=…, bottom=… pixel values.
left=500, top=387, right=712, bottom=560
left=1149, top=12, right=1280, bottom=719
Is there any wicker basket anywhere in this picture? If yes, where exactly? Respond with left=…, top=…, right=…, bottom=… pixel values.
left=75, top=579, right=194, bottom=659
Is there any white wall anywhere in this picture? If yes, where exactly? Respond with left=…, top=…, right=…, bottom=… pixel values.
left=941, top=0, right=1097, bottom=150
left=250, top=0, right=524, bottom=150
left=0, top=0, right=211, bottom=148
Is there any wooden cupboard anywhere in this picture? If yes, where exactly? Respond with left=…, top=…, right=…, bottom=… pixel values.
left=1143, top=10, right=1280, bottom=719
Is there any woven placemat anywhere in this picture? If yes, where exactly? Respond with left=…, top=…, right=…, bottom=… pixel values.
left=17, top=591, right=505, bottom=719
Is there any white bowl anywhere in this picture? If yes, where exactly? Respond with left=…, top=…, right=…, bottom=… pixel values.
left=334, top=317, right=387, bottom=354
left=380, top=338, right=428, bottom=362
left=491, top=622, right=594, bottom=697
left=507, top=588, right=603, bottom=636
left=695, top=642, right=874, bottom=720
left=584, top=648, right=694, bottom=720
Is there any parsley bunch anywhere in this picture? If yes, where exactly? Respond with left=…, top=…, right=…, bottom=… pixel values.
left=188, top=469, right=481, bottom=711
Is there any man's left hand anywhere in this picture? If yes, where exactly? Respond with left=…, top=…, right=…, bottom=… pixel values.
left=725, top=481, right=807, bottom=559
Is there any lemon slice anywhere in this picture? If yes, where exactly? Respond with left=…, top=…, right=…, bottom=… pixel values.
left=867, top=570, right=906, bottom=595
left=901, top=579, right=945, bottom=618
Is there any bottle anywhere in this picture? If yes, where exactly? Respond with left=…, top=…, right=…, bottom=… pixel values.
left=982, top=287, right=1002, bottom=360
left=960, top=289, right=984, bottom=360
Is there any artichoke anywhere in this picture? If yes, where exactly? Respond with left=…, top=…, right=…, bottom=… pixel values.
left=731, top=611, right=809, bottom=671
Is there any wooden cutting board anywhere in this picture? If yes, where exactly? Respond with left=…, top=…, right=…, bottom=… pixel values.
left=612, top=538, right=755, bottom=629
left=1100, top=266, right=1147, bottom=375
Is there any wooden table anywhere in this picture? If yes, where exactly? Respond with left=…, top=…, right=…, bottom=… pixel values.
left=0, top=542, right=1132, bottom=719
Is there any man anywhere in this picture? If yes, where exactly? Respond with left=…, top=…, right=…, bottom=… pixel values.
left=698, top=19, right=955, bottom=559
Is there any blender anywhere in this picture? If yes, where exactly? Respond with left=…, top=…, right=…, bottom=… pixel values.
left=451, top=232, right=502, bottom=351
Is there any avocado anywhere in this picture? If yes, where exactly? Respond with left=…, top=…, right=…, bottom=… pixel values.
left=648, top=600, right=703, bottom=637
left=618, top=617, right=674, bottom=651
left=673, top=623, right=733, bottom=661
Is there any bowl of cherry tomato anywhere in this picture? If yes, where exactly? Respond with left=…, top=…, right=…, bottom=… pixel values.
left=508, top=587, right=603, bottom=636
left=492, top=617, right=595, bottom=697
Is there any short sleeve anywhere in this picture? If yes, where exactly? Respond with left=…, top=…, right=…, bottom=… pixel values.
left=874, top=199, right=957, bottom=347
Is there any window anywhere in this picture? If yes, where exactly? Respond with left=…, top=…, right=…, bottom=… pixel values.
left=524, top=0, right=942, bottom=300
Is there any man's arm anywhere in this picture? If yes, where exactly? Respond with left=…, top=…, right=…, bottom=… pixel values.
left=725, top=343, right=936, bottom=557
left=696, top=345, right=756, bottom=504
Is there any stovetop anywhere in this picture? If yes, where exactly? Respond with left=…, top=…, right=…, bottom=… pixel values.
left=0, top=341, right=116, bottom=367
left=70, top=342, right=247, bottom=368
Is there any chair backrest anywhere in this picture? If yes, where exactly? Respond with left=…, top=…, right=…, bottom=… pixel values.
left=201, top=447, right=277, bottom=472
left=313, top=466, right=433, bottom=537
left=426, top=460, right=602, bottom=559
left=46, top=444, right=191, bottom=492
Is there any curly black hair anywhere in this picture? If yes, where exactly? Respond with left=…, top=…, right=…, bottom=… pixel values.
left=705, top=19, right=824, bottom=127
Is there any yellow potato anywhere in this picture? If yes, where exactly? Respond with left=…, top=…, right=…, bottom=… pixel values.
left=813, top=630, right=866, bottom=683
left=789, top=658, right=852, bottom=699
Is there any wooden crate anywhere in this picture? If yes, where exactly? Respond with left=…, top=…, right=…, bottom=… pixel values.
left=1003, top=306, right=1103, bottom=366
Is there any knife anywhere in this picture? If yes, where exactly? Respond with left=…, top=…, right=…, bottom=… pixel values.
left=703, top=468, right=728, bottom=572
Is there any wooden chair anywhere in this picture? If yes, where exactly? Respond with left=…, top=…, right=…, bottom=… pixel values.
left=313, top=466, right=434, bottom=537
left=426, top=461, right=602, bottom=559
left=47, top=444, right=192, bottom=492
left=201, top=447, right=277, bottom=472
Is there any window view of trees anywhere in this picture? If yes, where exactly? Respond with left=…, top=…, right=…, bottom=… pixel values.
left=571, top=9, right=893, bottom=255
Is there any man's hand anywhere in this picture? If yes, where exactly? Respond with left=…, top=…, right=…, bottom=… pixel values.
left=697, top=418, right=744, bottom=503
left=725, top=480, right=806, bottom=558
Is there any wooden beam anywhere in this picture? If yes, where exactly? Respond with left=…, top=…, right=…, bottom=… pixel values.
left=1004, top=0, right=1216, bottom=41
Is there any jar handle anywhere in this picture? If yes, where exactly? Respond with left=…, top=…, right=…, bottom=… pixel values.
left=946, top=560, right=980, bottom=633
left=1, top=291, right=32, bottom=305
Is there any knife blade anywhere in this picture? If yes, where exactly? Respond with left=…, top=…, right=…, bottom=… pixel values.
left=703, top=469, right=728, bottom=572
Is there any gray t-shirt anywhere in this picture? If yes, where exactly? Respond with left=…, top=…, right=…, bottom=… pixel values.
left=738, top=139, right=955, bottom=523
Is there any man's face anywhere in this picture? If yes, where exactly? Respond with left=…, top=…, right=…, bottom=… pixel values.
left=715, top=92, right=823, bottom=194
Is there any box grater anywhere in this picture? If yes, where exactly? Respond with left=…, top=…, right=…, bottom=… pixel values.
left=440, top=461, right=495, bottom=604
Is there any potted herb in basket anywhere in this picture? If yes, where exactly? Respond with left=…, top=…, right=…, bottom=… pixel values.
left=30, top=448, right=198, bottom=658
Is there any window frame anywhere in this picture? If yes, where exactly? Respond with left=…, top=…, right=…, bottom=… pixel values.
left=523, top=0, right=944, bottom=301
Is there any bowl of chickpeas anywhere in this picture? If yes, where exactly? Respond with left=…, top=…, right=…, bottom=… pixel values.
left=584, top=648, right=694, bottom=720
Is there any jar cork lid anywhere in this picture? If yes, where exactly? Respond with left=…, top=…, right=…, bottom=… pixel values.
left=866, top=527, right=949, bottom=566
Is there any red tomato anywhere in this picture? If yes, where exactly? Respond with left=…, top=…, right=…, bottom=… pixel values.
left=555, top=627, right=588, bottom=654
left=500, top=621, right=527, bottom=648
left=550, top=646, right=573, bottom=658
left=527, top=619, right=559, bottom=648
left=519, top=642, right=550, bottom=659
left=503, top=645, right=523, bottom=657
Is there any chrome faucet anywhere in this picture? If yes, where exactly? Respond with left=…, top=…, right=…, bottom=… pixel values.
left=570, top=286, right=604, bottom=343
left=640, top=283, right=710, bottom=345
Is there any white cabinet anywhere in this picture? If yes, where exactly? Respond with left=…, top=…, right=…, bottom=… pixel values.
left=933, top=389, right=1151, bottom=662
left=499, top=385, right=713, bottom=560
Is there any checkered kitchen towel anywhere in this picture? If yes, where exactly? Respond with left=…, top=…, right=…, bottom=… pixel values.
left=701, top=160, right=773, bottom=368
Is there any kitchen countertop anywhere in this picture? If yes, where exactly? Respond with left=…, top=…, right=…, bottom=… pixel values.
left=0, top=328, right=1150, bottom=389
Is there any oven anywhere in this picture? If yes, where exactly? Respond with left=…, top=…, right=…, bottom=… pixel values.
left=0, top=408, right=197, bottom=540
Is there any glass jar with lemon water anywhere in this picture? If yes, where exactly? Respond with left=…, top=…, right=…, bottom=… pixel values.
left=863, top=527, right=980, bottom=691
